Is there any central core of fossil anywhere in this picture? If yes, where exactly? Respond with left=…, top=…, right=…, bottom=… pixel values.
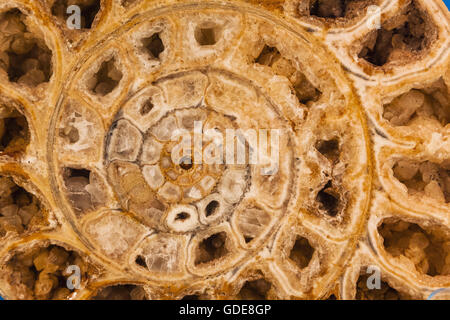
left=106, top=105, right=254, bottom=233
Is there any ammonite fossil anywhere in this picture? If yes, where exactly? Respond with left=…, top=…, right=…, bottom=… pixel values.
left=0, top=0, right=448, bottom=300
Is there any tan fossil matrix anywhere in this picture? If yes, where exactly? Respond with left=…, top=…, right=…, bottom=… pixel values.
left=0, top=0, right=448, bottom=300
